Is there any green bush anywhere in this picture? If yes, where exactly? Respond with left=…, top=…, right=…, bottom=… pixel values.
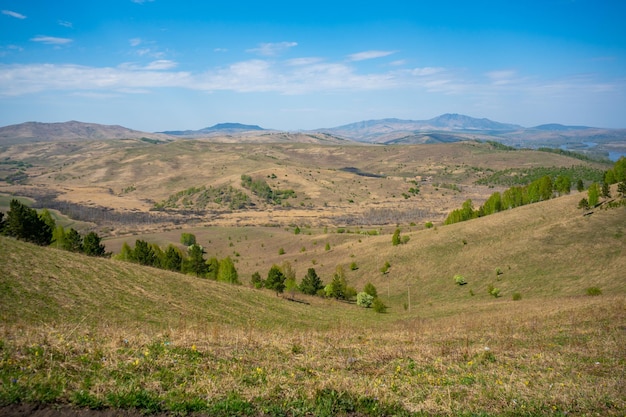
left=512, top=292, right=522, bottom=301
left=454, top=274, right=467, bottom=285
left=356, top=292, right=374, bottom=308
left=488, top=284, right=500, bottom=298
left=372, top=298, right=388, bottom=313
left=586, top=286, right=602, bottom=296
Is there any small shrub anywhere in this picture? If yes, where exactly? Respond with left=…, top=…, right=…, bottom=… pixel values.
left=380, top=261, right=390, bottom=274
left=350, top=261, right=358, bottom=271
left=425, top=221, right=434, bottom=229
left=324, top=243, right=331, bottom=251
left=356, top=292, right=374, bottom=308
left=586, top=286, right=602, bottom=296
left=512, top=292, right=522, bottom=301
left=495, top=267, right=503, bottom=276
left=278, top=247, right=285, bottom=255
left=454, top=274, right=467, bottom=285
left=372, top=298, right=388, bottom=313
left=487, top=284, right=500, bottom=298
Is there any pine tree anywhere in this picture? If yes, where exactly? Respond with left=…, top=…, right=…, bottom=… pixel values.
left=300, top=268, right=323, bottom=295
left=3, top=199, right=52, bottom=245
left=162, top=244, right=183, bottom=271
left=183, top=244, right=207, bottom=276
left=63, top=228, right=83, bottom=252
left=265, top=265, right=286, bottom=295
left=83, top=231, right=107, bottom=257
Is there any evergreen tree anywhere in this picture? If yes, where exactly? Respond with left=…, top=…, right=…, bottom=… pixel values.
left=300, top=268, right=324, bottom=295
left=217, top=256, right=239, bottom=284
left=83, top=231, right=107, bottom=257
left=576, top=179, right=585, bottom=192
left=391, top=228, right=401, bottom=246
left=250, top=271, right=264, bottom=289
left=328, top=265, right=347, bottom=300
left=618, top=180, right=626, bottom=197
left=63, top=228, right=83, bottom=252
left=3, top=199, right=52, bottom=245
left=183, top=244, right=207, bottom=276
left=134, top=239, right=157, bottom=266
left=363, top=282, right=378, bottom=298
left=601, top=182, right=611, bottom=198
left=265, top=265, right=286, bottom=295
left=162, top=244, right=183, bottom=271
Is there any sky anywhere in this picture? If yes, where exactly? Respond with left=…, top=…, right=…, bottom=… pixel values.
left=0, top=0, right=625, bottom=131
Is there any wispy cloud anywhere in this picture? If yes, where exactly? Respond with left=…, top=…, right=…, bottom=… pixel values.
left=348, top=50, right=395, bottom=61
left=129, top=38, right=143, bottom=47
left=131, top=0, right=155, bottom=4
left=1, top=59, right=622, bottom=110
left=2, top=10, right=26, bottom=19
left=246, top=42, right=297, bottom=57
left=31, top=36, right=73, bottom=45
left=58, top=20, right=73, bottom=28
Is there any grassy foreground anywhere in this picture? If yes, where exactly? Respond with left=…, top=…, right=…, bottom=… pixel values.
left=1, top=192, right=625, bottom=416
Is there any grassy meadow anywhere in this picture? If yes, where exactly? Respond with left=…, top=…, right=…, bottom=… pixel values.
left=0, top=139, right=625, bottom=415
left=1, top=190, right=625, bottom=415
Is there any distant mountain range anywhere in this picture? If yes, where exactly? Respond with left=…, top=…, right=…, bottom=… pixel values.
left=1, top=115, right=624, bottom=152
left=0, top=120, right=172, bottom=145
left=160, top=123, right=265, bottom=136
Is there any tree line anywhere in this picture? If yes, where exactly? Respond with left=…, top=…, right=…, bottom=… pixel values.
left=0, top=199, right=108, bottom=257
left=114, top=238, right=240, bottom=283
left=251, top=262, right=386, bottom=312
left=445, top=157, right=626, bottom=225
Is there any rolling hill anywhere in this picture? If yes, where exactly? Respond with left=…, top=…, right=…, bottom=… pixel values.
left=0, top=121, right=173, bottom=145
left=1, top=187, right=624, bottom=415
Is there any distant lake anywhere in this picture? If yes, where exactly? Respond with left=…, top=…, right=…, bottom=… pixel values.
left=608, top=151, right=626, bottom=161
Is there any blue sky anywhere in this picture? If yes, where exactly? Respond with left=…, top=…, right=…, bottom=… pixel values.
left=1, top=0, right=625, bottom=131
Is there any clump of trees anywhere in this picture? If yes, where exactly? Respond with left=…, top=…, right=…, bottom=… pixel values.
left=446, top=174, right=570, bottom=225
left=115, top=235, right=239, bottom=283
left=391, top=228, right=410, bottom=246
left=249, top=263, right=387, bottom=313
left=241, top=174, right=295, bottom=205
left=1, top=199, right=108, bottom=257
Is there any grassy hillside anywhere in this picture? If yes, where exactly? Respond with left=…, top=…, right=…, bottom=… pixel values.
left=0, top=140, right=611, bottom=237
left=1, top=192, right=625, bottom=415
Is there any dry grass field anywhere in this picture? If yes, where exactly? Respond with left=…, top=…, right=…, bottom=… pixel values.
left=1, top=138, right=625, bottom=416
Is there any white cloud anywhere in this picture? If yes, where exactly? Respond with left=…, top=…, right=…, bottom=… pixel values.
left=285, top=57, right=324, bottom=66
left=31, top=36, right=73, bottom=45
left=129, top=38, right=143, bottom=47
left=58, top=20, right=73, bottom=28
left=143, top=60, right=178, bottom=70
left=348, top=50, right=395, bottom=61
left=246, top=42, right=297, bottom=56
left=131, top=0, right=155, bottom=4
left=485, top=70, right=518, bottom=85
left=2, top=10, right=26, bottom=19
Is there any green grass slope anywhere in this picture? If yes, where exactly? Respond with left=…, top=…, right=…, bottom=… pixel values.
left=1, top=193, right=625, bottom=416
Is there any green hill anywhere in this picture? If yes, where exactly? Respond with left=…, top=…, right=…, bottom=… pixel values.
left=1, top=192, right=625, bottom=416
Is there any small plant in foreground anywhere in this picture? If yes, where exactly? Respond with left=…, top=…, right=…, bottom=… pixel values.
left=488, top=284, right=500, bottom=298
left=586, top=286, right=602, bottom=296
left=512, top=292, right=522, bottom=301
left=454, top=274, right=467, bottom=285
